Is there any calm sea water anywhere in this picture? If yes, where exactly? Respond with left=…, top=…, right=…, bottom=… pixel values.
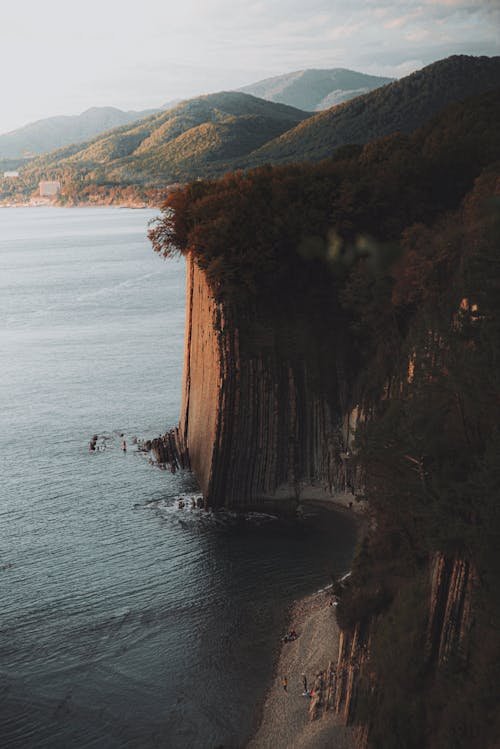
left=0, top=207, right=358, bottom=748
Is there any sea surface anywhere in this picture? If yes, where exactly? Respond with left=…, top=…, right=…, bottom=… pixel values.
left=0, top=207, right=358, bottom=748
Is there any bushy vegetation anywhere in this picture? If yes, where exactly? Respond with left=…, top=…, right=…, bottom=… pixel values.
left=150, top=88, right=500, bottom=302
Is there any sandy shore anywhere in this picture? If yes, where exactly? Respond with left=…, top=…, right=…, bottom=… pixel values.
left=248, top=587, right=356, bottom=749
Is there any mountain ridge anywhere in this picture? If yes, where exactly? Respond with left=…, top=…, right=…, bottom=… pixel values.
left=243, top=54, right=500, bottom=166
left=0, top=66, right=392, bottom=160
left=0, top=106, right=160, bottom=159
left=2, top=55, right=500, bottom=204
left=238, top=67, right=394, bottom=111
left=16, top=92, right=311, bottom=192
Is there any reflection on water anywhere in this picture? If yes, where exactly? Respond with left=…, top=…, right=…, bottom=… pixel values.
left=0, top=208, right=358, bottom=748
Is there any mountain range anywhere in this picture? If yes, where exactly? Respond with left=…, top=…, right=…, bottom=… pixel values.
left=0, top=68, right=391, bottom=160
left=242, top=54, right=500, bottom=167
left=19, top=93, right=309, bottom=190
left=2, top=55, right=499, bottom=203
left=238, top=68, right=393, bottom=111
left=0, top=106, right=159, bottom=160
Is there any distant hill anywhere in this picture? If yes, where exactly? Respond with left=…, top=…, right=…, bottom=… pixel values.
left=244, top=55, right=500, bottom=167
left=20, top=92, right=310, bottom=188
left=238, top=68, right=393, bottom=111
left=5, top=55, right=500, bottom=204
left=0, top=68, right=388, bottom=160
left=0, top=106, right=159, bottom=159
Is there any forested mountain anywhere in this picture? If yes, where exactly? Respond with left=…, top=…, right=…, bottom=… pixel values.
left=2, top=54, right=499, bottom=205
left=12, top=93, right=310, bottom=198
left=0, top=106, right=159, bottom=159
left=245, top=54, right=500, bottom=166
left=238, top=68, right=393, bottom=111
left=0, top=67, right=389, bottom=162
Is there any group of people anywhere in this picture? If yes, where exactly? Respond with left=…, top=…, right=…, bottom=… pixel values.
left=281, top=672, right=315, bottom=699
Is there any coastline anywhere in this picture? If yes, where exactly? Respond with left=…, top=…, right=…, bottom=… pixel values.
left=0, top=200, right=154, bottom=209
left=248, top=586, right=356, bottom=749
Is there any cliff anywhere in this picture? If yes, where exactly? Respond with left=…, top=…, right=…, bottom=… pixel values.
left=169, top=253, right=356, bottom=508
left=328, top=553, right=477, bottom=743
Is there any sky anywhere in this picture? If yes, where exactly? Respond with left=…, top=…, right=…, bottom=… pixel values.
left=1, top=0, right=498, bottom=134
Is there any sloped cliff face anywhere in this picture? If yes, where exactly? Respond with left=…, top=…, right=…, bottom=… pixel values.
left=425, top=552, right=475, bottom=666
left=177, top=253, right=355, bottom=508
left=328, top=552, right=476, bottom=748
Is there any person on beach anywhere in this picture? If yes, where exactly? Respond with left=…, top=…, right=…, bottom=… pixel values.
left=302, top=673, right=307, bottom=692
left=122, top=439, right=127, bottom=451
left=281, top=676, right=288, bottom=692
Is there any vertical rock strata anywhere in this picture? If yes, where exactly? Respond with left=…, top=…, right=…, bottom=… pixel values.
left=328, top=551, right=476, bottom=741
left=177, top=253, right=348, bottom=508
left=426, top=552, right=475, bottom=665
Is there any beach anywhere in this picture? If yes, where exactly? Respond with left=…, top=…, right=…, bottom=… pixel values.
left=248, top=586, right=356, bottom=749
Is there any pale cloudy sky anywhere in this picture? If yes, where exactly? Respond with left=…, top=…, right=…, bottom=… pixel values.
left=1, top=0, right=498, bottom=134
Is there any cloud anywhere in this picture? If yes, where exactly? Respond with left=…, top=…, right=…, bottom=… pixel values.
left=0, top=0, right=498, bottom=133
left=327, top=23, right=364, bottom=41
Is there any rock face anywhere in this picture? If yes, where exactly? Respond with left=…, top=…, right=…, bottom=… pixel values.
left=174, top=253, right=356, bottom=508
left=329, top=551, right=476, bottom=743
left=426, top=552, right=475, bottom=666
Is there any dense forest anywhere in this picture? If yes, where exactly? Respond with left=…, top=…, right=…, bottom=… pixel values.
left=150, top=87, right=500, bottom=748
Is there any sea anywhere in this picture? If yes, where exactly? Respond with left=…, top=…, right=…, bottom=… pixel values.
left=0, top=206, right=358, bottom=749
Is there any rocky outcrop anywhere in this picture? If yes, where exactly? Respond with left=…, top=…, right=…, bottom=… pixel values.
left=332, top=623, right=371, bottom=725
left=326, top=551, right=476, bottom=746
left=164, top=253, right=358, bottom=508
left=426, top=552, right=475, bottom=666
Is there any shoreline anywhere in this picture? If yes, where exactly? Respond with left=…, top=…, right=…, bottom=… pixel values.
left=248, top=586, right=356, bottom=749
left=247, top=501, right=365, bottom=749
left=0, top=201, right=155, bottom=209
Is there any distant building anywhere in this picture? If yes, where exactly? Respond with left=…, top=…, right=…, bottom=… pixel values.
left=39, top=180, right=61, bottom=197
left=3, top=171, right=19, bottom=178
